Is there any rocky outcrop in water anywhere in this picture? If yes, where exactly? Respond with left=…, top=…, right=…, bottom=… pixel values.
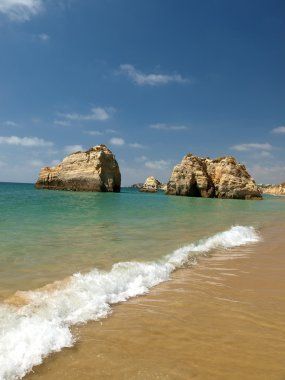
left=166, top=154, right=262, bottom=200
left=259, top=183, right=285, bottom=196
left=140, top=176, right=162, bottom=192
left=130, top=183, right=144, bottom=189
left=35, top=144, right=121, bottom=192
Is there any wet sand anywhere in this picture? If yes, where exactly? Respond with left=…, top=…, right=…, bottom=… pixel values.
left=26, top=222, right=285, bottom=380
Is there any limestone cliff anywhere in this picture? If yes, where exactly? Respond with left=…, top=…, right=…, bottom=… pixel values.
left=166, top=154, right=261, bottom=200
left=260, top=183, right=285, bottom=196
left=35, top=144, right=121, bottom=192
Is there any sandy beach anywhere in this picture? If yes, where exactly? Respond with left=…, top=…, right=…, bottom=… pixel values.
left=24, top=220, right=285, bottom=380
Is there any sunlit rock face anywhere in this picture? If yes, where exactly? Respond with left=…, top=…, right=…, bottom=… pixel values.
left=35, top=145, right=121, bottom=192
left=166, top=154, right=262, bottom=200
left=140, top=176, right=162, bottom=193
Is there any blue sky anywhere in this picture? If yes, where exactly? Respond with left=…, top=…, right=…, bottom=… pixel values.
left=0, top=0, right=284, bottom=185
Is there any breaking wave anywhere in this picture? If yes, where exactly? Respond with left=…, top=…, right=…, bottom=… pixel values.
left=0, top=226, right=260, bottom=380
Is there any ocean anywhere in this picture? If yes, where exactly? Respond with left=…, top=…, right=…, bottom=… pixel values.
left=0, top=183, right=284, bottom=380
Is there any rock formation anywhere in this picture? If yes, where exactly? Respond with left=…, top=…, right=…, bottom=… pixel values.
left=160, top=183, right=168, bottom=191
left=140, top=176, right=162, bottom=192
left=166, top=154, right=262, bottom=200
left=130, top=183, right=144, bottom=189
left=35, top=144, right=121, bottom=192
left=259, top=182, right=285, bottom=196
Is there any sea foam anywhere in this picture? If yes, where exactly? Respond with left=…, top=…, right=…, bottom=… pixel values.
left=0, top=226, right=260, bottom=380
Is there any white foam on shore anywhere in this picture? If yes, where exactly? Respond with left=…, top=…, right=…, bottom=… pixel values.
left=0, top=226, right=260, bottom=380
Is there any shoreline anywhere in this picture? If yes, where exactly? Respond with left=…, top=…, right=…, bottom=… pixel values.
left=24, top=220, right=285, bottom=380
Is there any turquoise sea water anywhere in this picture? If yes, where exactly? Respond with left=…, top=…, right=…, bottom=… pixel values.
left=0, top=182, right=284, bottom=300
left=1, top=182, right=285, bottom=379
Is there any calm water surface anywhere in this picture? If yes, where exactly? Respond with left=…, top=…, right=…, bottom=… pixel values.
left=0, top=183, right=283, bottom=298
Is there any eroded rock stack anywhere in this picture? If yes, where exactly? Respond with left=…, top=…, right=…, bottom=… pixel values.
left=35, top=144, right=121, bottom=192
left=166, top=154, right=262, bottom=200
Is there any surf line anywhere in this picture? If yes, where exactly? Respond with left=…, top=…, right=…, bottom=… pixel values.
left=0, top=225, right=260, bottom=380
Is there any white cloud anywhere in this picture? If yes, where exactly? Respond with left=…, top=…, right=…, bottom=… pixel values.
left=129, top=142, right=145, bottom=149
left=109, top=137, right=125, bottom=146
left=149, top=123, right=188, bottom=131
left=272, top=126, right=285, bottom=134
left=54, top=120, right=70, bottom=127
left=0, top=0, right=43, bottom=21
left=119, top=64, right=189, bottom=86
left=60, top=106, right=114, bottom=122
left=253, top=151, right=272, bottom=159
left=63, top=145, right=83, bottom=155
left=231, top=143, right=273, bottom=152
left=145, top=160, right=170, bottom=170
left=0, top=160, right=6, bottom=167
left=0, top=135, right=53, bottom=147
left=85, top=129, right=117, bottom=137
left=4, top=120, right=18, bottom=127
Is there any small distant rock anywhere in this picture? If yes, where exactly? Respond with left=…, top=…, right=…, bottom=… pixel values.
left=166, top=154, right=262, bottom=200
left=259, top=182, right=285, bottom=196
left=140, top=176, right=162, bottom=192
left=130, top=183, right=144, bottom=189
left=35, top=144, right=121, bottom=192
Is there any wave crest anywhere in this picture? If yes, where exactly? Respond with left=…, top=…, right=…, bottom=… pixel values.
left=0, top=225, right=260, bottom=380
